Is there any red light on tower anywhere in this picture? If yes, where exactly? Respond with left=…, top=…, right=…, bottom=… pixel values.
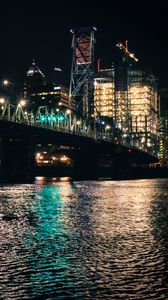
left=97, top=59, right=101, bottom=72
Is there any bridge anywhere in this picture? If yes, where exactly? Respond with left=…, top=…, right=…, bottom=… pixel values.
left=0, top=105, right=158, bottom=182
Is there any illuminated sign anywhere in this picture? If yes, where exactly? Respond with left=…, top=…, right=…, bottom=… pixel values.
left=54, top=86, right=61, bottom=90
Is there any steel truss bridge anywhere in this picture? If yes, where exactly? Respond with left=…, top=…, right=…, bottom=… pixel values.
left=0, top=98, right=159, bottom=155
left=0, top=99, right=159, bottom=183
left=0, top=98, right=159, bottom=156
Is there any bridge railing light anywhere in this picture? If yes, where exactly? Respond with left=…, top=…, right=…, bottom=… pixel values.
left=19, top=99, right=26, bottom=107
left=66, top=109, right=71, bottom=114
left=0, top=98, right=5, bottom=104
left=59, top=115, right=64, bottom=122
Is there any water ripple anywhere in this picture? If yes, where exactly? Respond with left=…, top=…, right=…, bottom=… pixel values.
left=0, top=179, right=168, bottom=299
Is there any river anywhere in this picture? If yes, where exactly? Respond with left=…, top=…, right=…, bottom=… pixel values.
left=0, top=177, right=168, bottom=299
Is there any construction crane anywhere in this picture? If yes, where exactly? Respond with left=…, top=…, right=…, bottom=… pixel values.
left=114, top=40, right=138, bottom=136
left=116, top=40, right=139, bottom=62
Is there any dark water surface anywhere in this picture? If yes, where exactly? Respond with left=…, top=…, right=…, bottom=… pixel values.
left=0, top=177, right=168, bottom=299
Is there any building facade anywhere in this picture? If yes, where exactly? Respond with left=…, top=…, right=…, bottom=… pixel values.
left=94, top=68, right=159, bottom=154
left=23, top=60, right=75, bottom=113
left=158, top=88, right=168, bottom=163
left=28, top=84, right=70, bottom=111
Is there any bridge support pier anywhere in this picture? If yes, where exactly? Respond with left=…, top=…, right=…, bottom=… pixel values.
left=96, top=146, right=134, bottom=180
left=110, top=156, right=132, bottom=179
left=73, top=147, right=98, bottom=180
left=0, top=137, right=34, bottom=183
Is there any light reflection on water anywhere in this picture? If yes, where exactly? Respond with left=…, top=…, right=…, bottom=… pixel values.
left=0, top=178, right=168, bottom=299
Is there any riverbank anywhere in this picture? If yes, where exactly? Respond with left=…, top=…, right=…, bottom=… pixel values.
left=34, top=165, right=168, bottom=180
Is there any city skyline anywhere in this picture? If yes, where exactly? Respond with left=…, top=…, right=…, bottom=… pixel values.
left=0, top=1, right=168, bottom=89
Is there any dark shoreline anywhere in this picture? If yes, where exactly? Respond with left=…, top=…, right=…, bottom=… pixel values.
left=0, top=166, right=168, bottom=184
left=34, top=166, right=168, bottom=181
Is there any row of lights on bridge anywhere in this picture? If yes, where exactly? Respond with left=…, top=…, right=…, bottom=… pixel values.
left=0, top=79, right=115, bottom=141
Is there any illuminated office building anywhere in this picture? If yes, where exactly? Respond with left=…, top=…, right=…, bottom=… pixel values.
left=129, top=71, right=158, bottom=153
left=158, top=88, right=168, bottom=162
left=94, top=68, right=115, bottom=118
left=94, top=68, right=159, bottom=153
left=28, top=84, right=70, bottom=111
left=23, top=60, right=75, bottom=111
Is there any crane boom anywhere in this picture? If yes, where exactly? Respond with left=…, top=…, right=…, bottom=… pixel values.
left=116, top=40, right=139, bottom=62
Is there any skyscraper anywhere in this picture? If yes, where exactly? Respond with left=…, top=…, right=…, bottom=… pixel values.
left=24, top=59, right=46, bottom=98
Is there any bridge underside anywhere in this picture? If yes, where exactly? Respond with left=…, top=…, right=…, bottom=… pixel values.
left=0, top=119, right=158, bottom=182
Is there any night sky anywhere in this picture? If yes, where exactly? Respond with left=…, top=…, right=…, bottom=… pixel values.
left=0, top=1, right=168, bottom=89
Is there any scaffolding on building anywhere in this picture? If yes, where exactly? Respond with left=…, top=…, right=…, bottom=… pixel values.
left=129, top=71, right=158, bottom=153
left=93, top=68, right=158, bottom=154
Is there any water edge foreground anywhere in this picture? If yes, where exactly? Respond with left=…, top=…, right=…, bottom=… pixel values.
left=0, top=178, right=168, bottom=299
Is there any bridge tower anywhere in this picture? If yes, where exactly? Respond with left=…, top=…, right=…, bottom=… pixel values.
left=69, top=27, right=96, bottom=122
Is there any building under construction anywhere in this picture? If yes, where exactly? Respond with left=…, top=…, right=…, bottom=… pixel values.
left=94, top=66, right=159, bottom=155
left=94, top=67, right=115, bottom=118
left=158, top=88, right=168, bottom=163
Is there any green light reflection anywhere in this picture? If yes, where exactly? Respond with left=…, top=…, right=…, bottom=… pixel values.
left=24, top=183, right=79, bottom=295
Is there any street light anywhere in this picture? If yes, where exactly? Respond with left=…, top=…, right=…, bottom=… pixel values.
left=19, top=99, right=26, bottom=107
left=14, top=99, right=27, bottom=122
left=0, top=98, right=5, bottom=104
left=3, top=80, right=9, bottom=86
left=55, top=108, right=64, bottom=130
left=1, top=80, right=15, bottom=115
left=2, top=80, right=15, bottom=86
left=66, top=109, right=71, bottom=114
left=105, top=125, right=111, bottom=140
left=0, top=98, right=5, bottom=115
left=66, top=109, right=71, bottom=131
left=0, top=97, right=11, bottom=119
